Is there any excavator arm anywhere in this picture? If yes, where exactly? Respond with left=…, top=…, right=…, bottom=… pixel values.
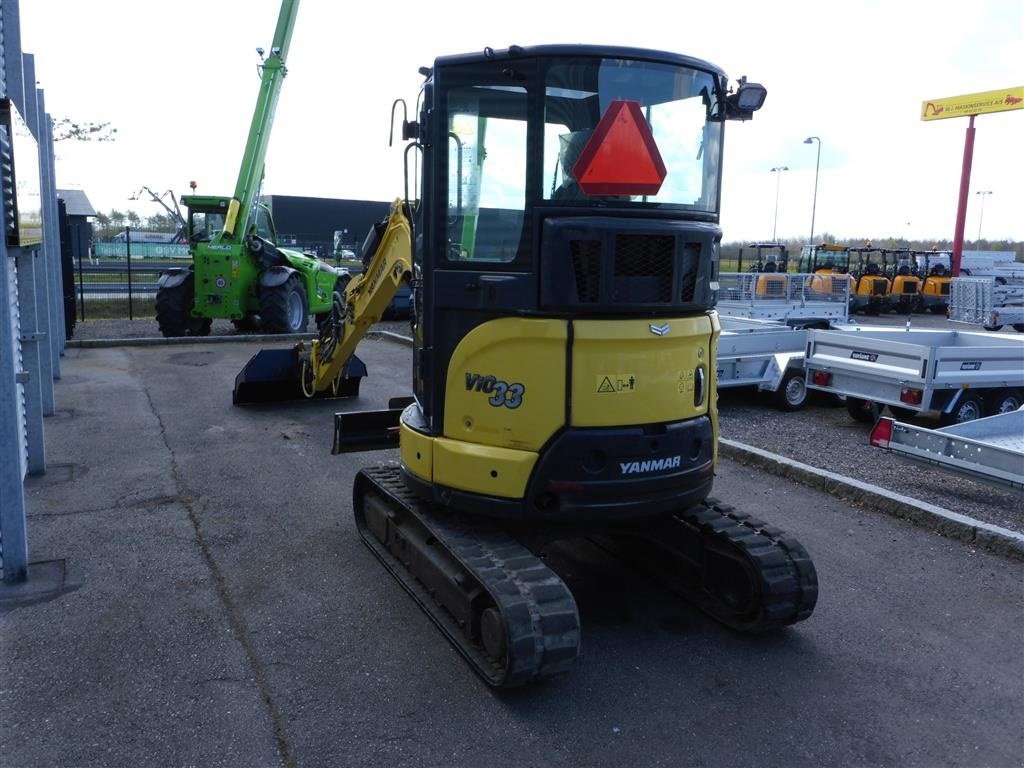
left=300, top=200, right=412, bottom=394
left=232, top=199, right=411, bottom=404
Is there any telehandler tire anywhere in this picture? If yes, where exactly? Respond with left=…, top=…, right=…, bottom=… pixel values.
left=316, top=285, right=346, bottom=333
left=260, top=275, right=308, bottom=334
left=156, top=274, right=211, bottom=337
left=231, top=315, right=262, bottom=333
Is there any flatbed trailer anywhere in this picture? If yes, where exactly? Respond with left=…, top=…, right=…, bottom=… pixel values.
left=716, top=272, right=849, bottom=328
left=869, top=408, right=1024, bottom=489
left=949, top=277, right=1024, bottom=332
left=717, top=317, right=812, bottom=410
left=716, top=316, right=860, bottom=410
left=803, top=327, right=1024, bottom=424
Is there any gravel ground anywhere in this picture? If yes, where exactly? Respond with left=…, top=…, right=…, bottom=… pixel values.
left=67, top=314, right=1022, bottom=533
left=716, top=388, right=1022, bottom=533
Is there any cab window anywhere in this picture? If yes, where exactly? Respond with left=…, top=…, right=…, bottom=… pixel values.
left=446, top=85, right=528, bottom=263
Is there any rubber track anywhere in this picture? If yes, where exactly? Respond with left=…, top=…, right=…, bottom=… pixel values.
left=670, top=497, right=818, bottom=631
left=354, top=466, right=580, bottom=688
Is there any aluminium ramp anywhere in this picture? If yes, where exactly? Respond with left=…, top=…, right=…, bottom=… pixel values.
left=871, top=409, right=1024, bottom=489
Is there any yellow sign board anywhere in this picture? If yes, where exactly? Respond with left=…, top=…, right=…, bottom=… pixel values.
left=921, top=86, right=1024, bottom=121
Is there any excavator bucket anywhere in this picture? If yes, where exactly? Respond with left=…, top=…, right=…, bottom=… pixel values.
left=232, top=348, right=367, bottom=405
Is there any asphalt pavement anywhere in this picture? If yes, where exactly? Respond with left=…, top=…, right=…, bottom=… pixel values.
left=2, top=337, right=1022, bottom=768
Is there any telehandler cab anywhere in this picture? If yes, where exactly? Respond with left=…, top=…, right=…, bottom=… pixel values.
left=236, top=45, right=818, bottom=687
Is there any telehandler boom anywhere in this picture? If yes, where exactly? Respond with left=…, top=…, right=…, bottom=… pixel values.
left=236, top=45, right=819, bottom=687
left=156, top=0, right=345, bottom=338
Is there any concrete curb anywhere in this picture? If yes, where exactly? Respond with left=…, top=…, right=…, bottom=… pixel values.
left=720, top=438, right=1024, bottom=562
left=67, top=332, right=318, bottom=348
left=66, top=330, right=410, bottom=349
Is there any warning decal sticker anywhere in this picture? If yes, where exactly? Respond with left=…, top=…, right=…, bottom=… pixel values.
left=596, top=374, right=637, bottom=393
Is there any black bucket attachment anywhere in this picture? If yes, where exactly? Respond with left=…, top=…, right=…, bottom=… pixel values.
left=232, top=348, right=367, bottom=405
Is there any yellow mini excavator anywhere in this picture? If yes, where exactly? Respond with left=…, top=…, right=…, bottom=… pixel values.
left=234, top=45, right=818, bottom=687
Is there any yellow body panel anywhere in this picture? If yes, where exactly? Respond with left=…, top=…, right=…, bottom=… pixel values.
left=709, top=312, right=720, bottom=465
left=443, top=318, right=568, bottom=452
left=431, top=438, right=537, bottom=498
left=854, top=276, right=890, bottom=298
left=755, top=274, right=787, bottom=298
left=403, top=313, right=720, bottom=498
left=571, top=315, right=716, bottom=427
left=224, top=198, right=241, bottom=236
left=923, top=276, right=950, bottom=297
left=399, top=419, right=434, bottom=483
left=891, top=275, right=922, bottom=295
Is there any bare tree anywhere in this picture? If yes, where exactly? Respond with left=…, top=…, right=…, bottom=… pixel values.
left=52, top=118, right=117, bottom=142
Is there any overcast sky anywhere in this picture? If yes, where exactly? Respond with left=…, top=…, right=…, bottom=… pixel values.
left=19, top=0, right=1024, bottom=243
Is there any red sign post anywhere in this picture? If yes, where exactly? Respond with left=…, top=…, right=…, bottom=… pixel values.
left=920, top=86, right=1023, bottom=275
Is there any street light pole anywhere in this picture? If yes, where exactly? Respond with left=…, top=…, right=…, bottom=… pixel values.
left=770, top=166, right=789, bottom=241
left=975, top=190, right=992, bottom=242
left=804, top=136, right=821, bottom=243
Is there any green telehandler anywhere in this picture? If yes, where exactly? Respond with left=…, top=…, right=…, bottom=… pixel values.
left=156, top=0, right=345, bottom=337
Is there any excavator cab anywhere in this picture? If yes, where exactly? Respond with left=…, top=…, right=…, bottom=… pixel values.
left=402, top=48, right=732, bottom=514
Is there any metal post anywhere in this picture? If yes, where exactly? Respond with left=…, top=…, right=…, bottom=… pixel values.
left=975, top=190, right=992, bottom=243
left=14, top=248, right=47, bottom=472
left=18, top=55, right=54, bottom=417
left=37, top=90, right=64, bottom=368
left=950, top=115, right=976, bottom=276
left=770, top=166, right=788, bottom=241
left=804, top=137, right=821, bottom=243
left=126, top=226, right=134, bottom=320
left=76, top=226, right=86, bottom=321
left=1, top=241, right=30, bottom=584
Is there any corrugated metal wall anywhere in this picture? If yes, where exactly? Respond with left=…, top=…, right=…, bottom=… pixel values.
left=1, top=0, right=64, bottom=582
left=6, top=244, right=27, bottom=478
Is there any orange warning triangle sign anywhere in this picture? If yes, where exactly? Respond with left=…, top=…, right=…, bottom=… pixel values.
left=573, top=100, right=667, bottom=196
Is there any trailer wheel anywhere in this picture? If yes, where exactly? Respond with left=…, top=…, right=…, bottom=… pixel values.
left=988, top=388, right=1023, bottom=415
left=260, top=275, right=308, bottom=334
left=982, top=323, right=1004, bottom=332
left=845, top=397, right=881, bottom=424
left=1013, top=324, right=1024, bottom=333
left=940, top=393, right=985, bottom=425
left=887, top=405, right=917, bottom=420
left=772, top=369, right=807, bottom=412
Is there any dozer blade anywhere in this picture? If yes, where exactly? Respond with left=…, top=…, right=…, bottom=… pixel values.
left=232, top=348, right=367, bottom=405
